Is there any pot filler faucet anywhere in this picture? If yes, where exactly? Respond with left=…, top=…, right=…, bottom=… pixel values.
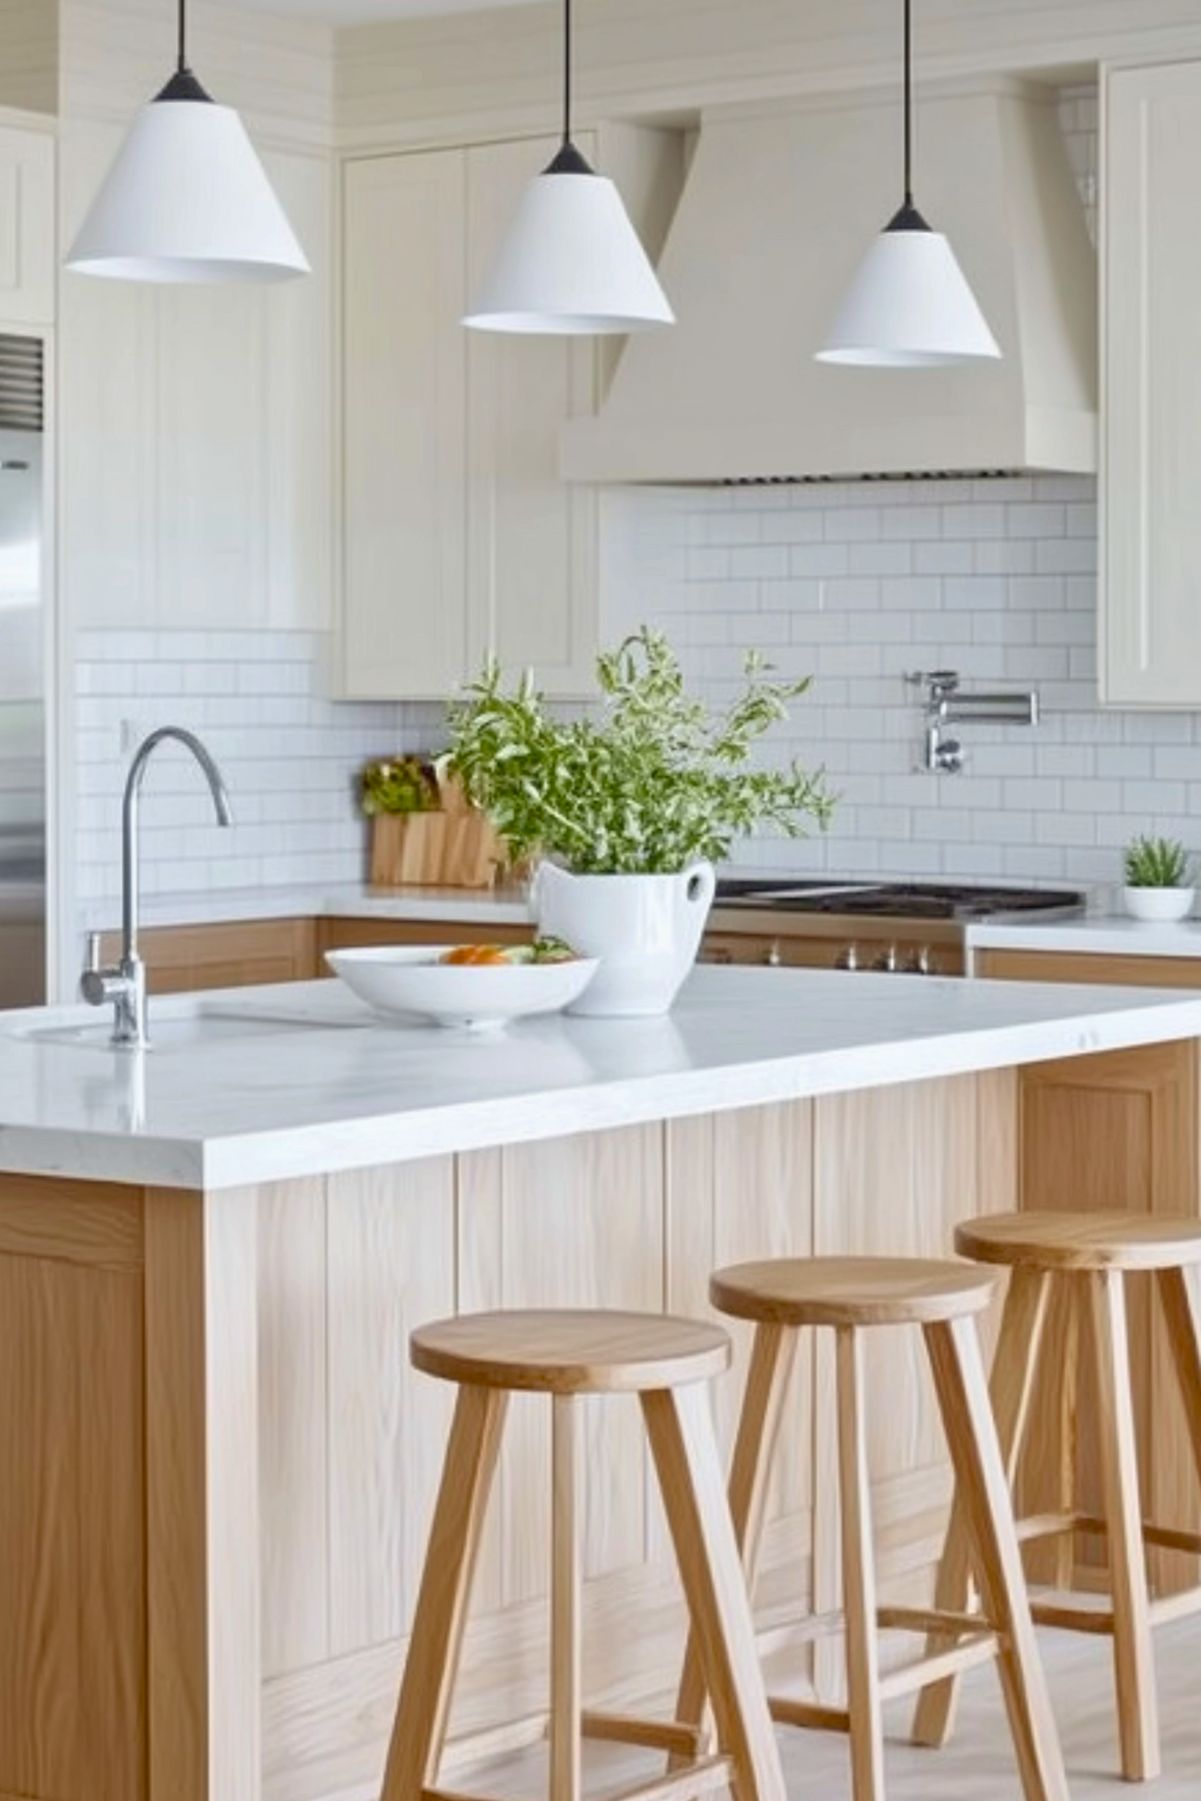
left=907, top=670, right=1039, bottom=774
left=81, top=727, right=233, bottom=1047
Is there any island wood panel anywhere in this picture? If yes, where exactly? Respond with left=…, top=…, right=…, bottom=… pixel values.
left=0, top=1178, right=146, bottom=1801
left=975, top=946, right=1201, bottom=989
left=809, top=1072, right=1015, bottom=1698
left=259, top=1178, right=330, bottom=1677
left=317, top=916, right=532, bottom=956
left=1013, top=1040, right=1200, bottom=1591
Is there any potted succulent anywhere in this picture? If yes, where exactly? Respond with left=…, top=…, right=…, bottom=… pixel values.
left=1122, top=835, right=1195, bottom=923
left=447, top=627, right=833, bottom=1015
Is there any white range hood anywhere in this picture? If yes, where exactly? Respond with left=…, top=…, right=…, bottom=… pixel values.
left=561, top=79, right=1097, bottom=484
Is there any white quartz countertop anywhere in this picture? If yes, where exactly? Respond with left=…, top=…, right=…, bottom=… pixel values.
left=968, top=915, right=1201, bottom=959
left=3, top=965, right=1201, bottom=1191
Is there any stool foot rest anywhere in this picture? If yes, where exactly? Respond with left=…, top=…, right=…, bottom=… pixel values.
left=581, top=1713, right=707, bottom=1760
left=768, top=1698, right=851, bottom=1734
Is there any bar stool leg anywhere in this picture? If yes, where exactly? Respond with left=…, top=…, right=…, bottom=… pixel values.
left=835, top=1325, right=885, bottom=1801
left=1155, top=1266, right=1201, bottom=1489
left=642, top=1383, right=786, bottom=1801
left=923, top=1315, right=1069, bottom=1801
left=551, top=1394, right=582, bottom=1801
left=912, top=1266, right=1050, bottom=1748
left=674, top=1322, right=798, bottom=1741
left=1089, top=1268, right=1160, bottom=1783
left=381, top=1385, right=509, bottom=1801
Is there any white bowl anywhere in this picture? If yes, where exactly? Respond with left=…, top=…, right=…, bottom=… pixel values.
left=1122, top=885, right=1195, bottom=923
left=325, top=945, right=599, bottom=1030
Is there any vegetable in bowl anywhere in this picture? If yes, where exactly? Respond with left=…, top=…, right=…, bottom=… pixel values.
left=438, top=937, right=579, bottom=967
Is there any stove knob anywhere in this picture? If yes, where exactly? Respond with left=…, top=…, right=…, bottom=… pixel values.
left=763, top=939, right=782, bottom=968
left=872, top=944, right=899, bottom=973
left=905, top=946, right=933, bottom=976
left=835, top=944, right=860, bottom=971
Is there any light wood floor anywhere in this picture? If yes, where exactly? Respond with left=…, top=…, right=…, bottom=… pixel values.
left=431, top=1618, right=1201, bottom=1801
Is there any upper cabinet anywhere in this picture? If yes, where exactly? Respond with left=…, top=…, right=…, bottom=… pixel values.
left=338, top=127, right=678, bottom=701
left=0, top=117, right=54, bottom=328
left=61, top=127, right=333, bottom=632
left=1101, top=61, right=1201, bottom=706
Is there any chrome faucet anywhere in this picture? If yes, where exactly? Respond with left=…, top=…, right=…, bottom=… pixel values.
left=81, top=727, right=233, bottom=1046
left=907, top=670, right=1039, bottom=774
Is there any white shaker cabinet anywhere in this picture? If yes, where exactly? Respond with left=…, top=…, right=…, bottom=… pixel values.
left=0, top=116, right=53, bottom=328
left=1101, top=61, right=1201, bottom=706
left=339, top=136, right=602, bottom=699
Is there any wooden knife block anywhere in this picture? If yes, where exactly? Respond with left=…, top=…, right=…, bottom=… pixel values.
left=369, top=774, right=506, bottom=889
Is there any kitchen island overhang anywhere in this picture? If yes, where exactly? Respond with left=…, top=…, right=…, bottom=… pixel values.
left=2, top=963, right=1201, bottom=1187
left=1, top=965, right=1200, bottom=1801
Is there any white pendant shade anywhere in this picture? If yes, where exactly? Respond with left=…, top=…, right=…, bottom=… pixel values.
left=816, top=221, right=1000, bottom=367
left=463, top=168, right=674, bottom=335
left=65, top=98, right=310, bottom=285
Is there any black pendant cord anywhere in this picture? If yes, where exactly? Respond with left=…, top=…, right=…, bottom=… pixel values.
left=542, top=0, right=591, bottom=173
left=177, top=0, right=187, bottom=72
left=903, top=0, right=913, bottom=208
left=154, top=0, right=212, bottom=102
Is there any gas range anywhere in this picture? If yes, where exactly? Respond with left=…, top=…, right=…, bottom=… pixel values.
left=709, top=879, right=1084, bottom=975
left=714, top=878, right=1084, bottom=922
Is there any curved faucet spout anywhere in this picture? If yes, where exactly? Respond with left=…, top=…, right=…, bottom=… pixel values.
left=122, top=727, right=234, bottom=973
left=80, top=727, right=235, bottom=1046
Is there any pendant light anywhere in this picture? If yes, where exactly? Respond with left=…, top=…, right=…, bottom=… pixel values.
left=816, top=0, right=999, bottom=367
left=65, top=0, right=309, bottom=285
left=463, top=0, right=673, bottom=335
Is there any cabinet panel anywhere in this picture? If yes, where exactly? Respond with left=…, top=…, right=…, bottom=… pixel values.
left=1102, top=61, right=1201, bottom=705
left=341, top=150, right=469, bottom=698
left=0, top=119, right=53, bottom=326
left=317, top=914, right=531, bottom=959
left=97, top=918, right=318, bottom=993
left=465, top=135, right=597, bottom=695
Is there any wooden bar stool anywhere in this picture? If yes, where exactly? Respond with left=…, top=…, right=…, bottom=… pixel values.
left=913, top=1210, right=1201, bottom=1783
left=381, top=1308, right=786, bottom=1801
left=675, top=1257, right=1069, bottom=1801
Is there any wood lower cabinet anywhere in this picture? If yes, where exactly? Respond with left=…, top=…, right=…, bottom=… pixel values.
left=977, top=943, right=1201, bottom=1588
left=316, top=916, right=532, bottom=957
left=96, top=918, right=320, bottom=994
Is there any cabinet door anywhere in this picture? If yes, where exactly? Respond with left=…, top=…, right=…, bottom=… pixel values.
left=341, top=150, right=468, bottom=698
left=0, top=121, right=53, bottom=327
left=465, top=136, right=598, bottom=695
left=1102, top=62, right=1201, bottom=705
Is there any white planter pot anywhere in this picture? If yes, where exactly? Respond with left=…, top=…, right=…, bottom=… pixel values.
left=534, top=860, right=717, bottom=1016
left=1122, top=885, right=1195, bottom=923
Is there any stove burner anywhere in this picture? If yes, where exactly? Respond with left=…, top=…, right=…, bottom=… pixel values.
left=715, top=879, right=1084, bottom=922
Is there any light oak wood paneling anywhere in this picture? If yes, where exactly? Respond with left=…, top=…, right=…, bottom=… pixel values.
left=976, top=947, right=1201, bottom=988
left=317, top=916, right=532, bottom=958
left=327, top=1159, right=457, bottom=1657
left=0, top=1213, right=145, bottom=1801
left=99, top=917, right=319, bottom=994
left=259, top=1178, right=330, bottom=1678
left=0, top=1171, right=142, bottom=1267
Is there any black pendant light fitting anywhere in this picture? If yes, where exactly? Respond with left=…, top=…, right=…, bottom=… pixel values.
left=883, top=0, right=930, bottom=234
left=154, top=0, right=213, bottom=103
left=541, top=0, right=594, bottom=175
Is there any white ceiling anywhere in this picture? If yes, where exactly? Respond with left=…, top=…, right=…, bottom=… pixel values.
left=235, top=0, right=542, bottom=24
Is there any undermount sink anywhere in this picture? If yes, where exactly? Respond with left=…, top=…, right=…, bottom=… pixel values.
left=11, top=1006, right=349, bottom=1052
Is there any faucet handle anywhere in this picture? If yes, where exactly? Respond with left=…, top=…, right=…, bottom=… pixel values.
left=85, top=930, right=102, bottom=973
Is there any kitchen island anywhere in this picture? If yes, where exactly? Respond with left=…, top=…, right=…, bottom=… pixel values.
left=5, top=965, right=1201, bottom=1801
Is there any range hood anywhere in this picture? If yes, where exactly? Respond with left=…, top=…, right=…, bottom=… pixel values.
left=561, top=79, right=1097, bottom=484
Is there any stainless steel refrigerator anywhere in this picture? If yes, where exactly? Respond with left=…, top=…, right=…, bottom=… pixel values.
left=0, top=334, right=45, bottom=1007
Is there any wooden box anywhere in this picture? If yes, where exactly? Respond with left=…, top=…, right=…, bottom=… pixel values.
left=369, top=775, right=506, bottom=889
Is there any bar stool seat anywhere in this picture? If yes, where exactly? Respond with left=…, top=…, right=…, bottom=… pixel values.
left=711, top=1255, right=997, bottom=1327
left=383, top=1307, right=785, bottom=1801
left=411, top=1307, right=731, bottom=1392
left=914, top=1210, right=1201, bottom=1784
left=676, top=1256, right=1068, bottom=1801
left=956, top=1208, right=1201, bottom=1272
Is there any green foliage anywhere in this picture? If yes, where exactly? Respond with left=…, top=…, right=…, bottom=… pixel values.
left=446, top=627, right=834, bottom=875
left=1123, top=834, right=1192, bottom=888
left=359, top=755, right=438, bottom=818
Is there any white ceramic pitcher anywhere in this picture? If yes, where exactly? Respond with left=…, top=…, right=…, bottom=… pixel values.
left=534, top=860, right=717, bottom=1016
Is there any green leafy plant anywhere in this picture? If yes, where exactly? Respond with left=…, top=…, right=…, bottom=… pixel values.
left=1123, top=835, right=1192, bottom=888
left=447, top=627, right=834, bottom=874
left=359, top=755, right=438, bottom=818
